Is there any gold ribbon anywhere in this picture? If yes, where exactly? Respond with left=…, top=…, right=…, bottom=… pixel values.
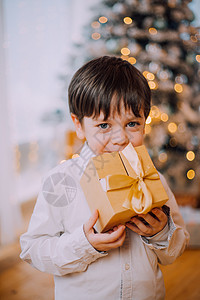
left=102, top=144, right=160, bottom=214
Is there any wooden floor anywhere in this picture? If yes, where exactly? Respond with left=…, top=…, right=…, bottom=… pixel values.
left=1, top=199, right=200, bottom=299
left=0, top=241, right=200, bottom=300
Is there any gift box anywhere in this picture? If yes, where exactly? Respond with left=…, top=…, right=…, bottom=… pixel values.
left=80, top=143, right=168, bottom=232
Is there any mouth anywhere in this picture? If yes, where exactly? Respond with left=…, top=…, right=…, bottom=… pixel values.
left=103, top=148, right=125, bottom=153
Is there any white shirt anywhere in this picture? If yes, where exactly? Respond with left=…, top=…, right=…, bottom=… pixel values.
left=20, top=142, right=189, bottom=300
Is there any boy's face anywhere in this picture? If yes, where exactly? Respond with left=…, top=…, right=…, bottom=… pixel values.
left=71, top=102, right=146, bottom=155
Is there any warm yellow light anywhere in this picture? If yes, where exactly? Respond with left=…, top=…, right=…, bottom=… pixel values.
left=128, top=57, right=136, bottom=64
left=186, top=151, right=195, bottom=161
left=145, top=124, right=151, bottom=134
left=168, top=122, right=178, bottom=133
left=99, top=16, right=108, bottom=23
left=148, top=81, right=157, bottom=89
left=60, top=160, right=66, bottom=164
left=146, top=116, right=152, bottom=124
left=150, top=106, right=160, bottom=118
left=91, top=21, right=100, bottom=29
left=187, top=169, right=195, bottom=180
left=121, top=47, right=130, bottom=55
left=146, top=72, right=155, bottom=80
left=121, top=55, right=129, bottom=61
left=196, top=55, right=200, bottom=63
left=159, top=152, right=168, bottom=163
left=72, top=154, right=80, bottom=159
left=92, top=32, right=101, bottom=40
left=142, top=71, right=149, bottom=78
left=174, top=83, right=183, bottom=93
left=149, top=27, right=157, bottom=35
left=123, top=17, right=132, bottom=24
left=161, top=113, right=168, bottom=122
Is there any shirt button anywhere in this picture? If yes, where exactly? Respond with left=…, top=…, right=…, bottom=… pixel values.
left=125, top=263, right=130, bottom=270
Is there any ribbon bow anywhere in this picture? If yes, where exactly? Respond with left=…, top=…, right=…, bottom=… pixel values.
left=101, top=144, right=160, bottom=214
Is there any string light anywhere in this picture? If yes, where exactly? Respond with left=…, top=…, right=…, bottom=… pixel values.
left=196, top=55, right=200, bottom=63
left=99, top=16, right=108, bottom=23
left=186, top=151, right=195, bottom=161
left=121, top=47, right=130, bottom=55
left=150, top=106, right=160, bottom=118
left=148, top=81, right=157, bottom=89
left=92, top=33, right=101, bottom=40
left=128, top=57, right=136, bottom=64
left=168, top=122, right=178, bottom=133
left=142, top=71, right=149, bottom=78
left=174, top=83, right=183, bottom=93
left=149, top=27, right=157, bottom=35
left=187, top=169, right=195, bottom=180
left=91, top=21, right=100, bottom=29
left=158, top=152, right=168, bottom=163
left=146, top=72, right=155, bottom=80
left=121, top=55, right=129, bottom=61
left=161, top=113, right=168, bottom=122
left=123, top=17, right=132, bottom=24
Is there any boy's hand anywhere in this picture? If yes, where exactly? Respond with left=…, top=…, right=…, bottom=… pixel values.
left=83, top=210, right=126, bottom=252
left=126, top=207, right=168, bottom=237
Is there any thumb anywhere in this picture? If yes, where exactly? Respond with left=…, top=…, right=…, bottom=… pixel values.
left=84, top=210, right=99, bottom=233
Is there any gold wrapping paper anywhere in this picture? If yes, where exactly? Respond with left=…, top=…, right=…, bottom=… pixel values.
left=80, top=143, right=169, bottom=232
left=101, top=144, right=160, bottom=214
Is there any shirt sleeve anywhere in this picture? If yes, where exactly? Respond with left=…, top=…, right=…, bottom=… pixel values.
left=140, top=173, right=190, bottom=265
left=20, top=173, right=107, bottom=276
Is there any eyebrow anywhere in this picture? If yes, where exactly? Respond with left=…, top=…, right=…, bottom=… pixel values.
left=93, top=114, right=143, bottom=122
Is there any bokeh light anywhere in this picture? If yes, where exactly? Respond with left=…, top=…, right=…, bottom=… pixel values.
left=168, top=122, right=178, bottom=133
left=149, top=27, right=157, bottom=35
left=124, top=17, right=132, bottom=24
left=121, top=47, right=130, bottom=55
left=187, top=169, right=195, bottom=180
left=174, top=83, right=183, bottom=93
left=186, top=151, right=195, bottom=161
left=92, top=32, right=101, bottom=40
left=99, top=16, right=108, bottom=23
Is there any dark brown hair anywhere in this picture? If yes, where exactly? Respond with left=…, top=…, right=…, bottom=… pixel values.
left=68, top=56, right=151, bottom=122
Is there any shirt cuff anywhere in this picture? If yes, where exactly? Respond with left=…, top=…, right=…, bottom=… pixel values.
left=141, top=213, right=176, bottom=249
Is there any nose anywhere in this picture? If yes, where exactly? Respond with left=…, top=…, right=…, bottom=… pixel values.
left=111, top=126, right=128, bottom=146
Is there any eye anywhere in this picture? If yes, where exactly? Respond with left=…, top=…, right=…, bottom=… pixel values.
left=98, top=123, right=109, bottom=130
left=127, top=121, right=140, bottom=127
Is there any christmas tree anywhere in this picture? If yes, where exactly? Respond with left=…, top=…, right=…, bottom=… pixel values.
left=77, top=0, right=200, bottom=196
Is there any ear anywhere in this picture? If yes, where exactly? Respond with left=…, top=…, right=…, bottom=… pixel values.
left=71, top=113, right=85, bottom=140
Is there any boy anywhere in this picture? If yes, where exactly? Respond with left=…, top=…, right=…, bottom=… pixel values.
left=20, top=56, right=189, bottom=300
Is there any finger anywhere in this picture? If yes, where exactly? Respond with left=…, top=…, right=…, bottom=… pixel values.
left=105, top=230, right=126, bottom=250
left=140, top=213, right=159, bottom=228
left=84, top=210, right=99, bottom=233
left=130, top=217, right=152, bottom=235
left=151, top=208, right=168, bottom=223
left=126, top=222, right=144, bottom=235
left=97, top=225, right=126, bottom=244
